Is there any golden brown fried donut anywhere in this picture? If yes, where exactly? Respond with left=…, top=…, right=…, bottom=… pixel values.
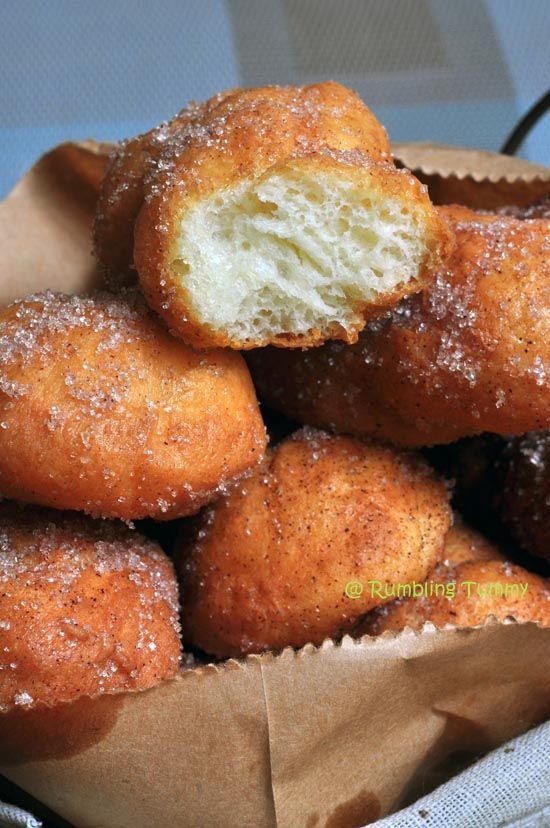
left=441, top=520, right=504, bottom=567
left=175, top=428, right=451, bottom=657
left=93, top=129, right=155, bottom=286
left=0, top=503, right=180, bottom=711
left=248, top=205, right=550, bottom=444
left=358, top=560, right=549, bottom=636
left=499, top=432, right=550, bottom=563
left=96, top=82, right=451, bottom=349
left=355, top=521, right=504, bottom=637
left=93, top=107, right=204, bottom=286
left=0, top=290, right=266, bottom=520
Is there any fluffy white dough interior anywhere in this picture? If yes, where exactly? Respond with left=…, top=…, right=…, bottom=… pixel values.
left=173, top=168, right=431, bottom=341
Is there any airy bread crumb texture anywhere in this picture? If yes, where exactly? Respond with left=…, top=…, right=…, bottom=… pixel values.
left=173, top=167, right=432, bottom=343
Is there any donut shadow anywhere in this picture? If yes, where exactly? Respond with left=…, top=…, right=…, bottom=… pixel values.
left=0, top=693, right=123, bottom=764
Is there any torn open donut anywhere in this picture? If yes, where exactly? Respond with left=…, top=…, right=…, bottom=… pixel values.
left=96, top=82, right=452, bottom=349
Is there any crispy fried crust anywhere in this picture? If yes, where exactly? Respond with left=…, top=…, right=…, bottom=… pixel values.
left=248, top=205, right=550, bottom=444
left=95, top=82, right=451, bottom=348
left=0, top=290, right=266, bottom=520
left=358, top=560, right=550, bottom=635
left=0, top=503, right=181, bottom=710
left=175, top=428, right=451, bottom=657
left=499, top=432, right=550, bottom=563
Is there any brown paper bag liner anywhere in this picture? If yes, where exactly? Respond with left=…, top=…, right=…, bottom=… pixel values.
left=0, top=142, right=549, bottom=828
left=1, top=624, right=549, bottom=828
left=0, top=141, right=109, bottom=306
left=393, top=141, right=550, bottom=209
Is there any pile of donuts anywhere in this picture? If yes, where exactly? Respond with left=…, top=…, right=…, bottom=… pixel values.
left=1, top=82, right=548, bottom=713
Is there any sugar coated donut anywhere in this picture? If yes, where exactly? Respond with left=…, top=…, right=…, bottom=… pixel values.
left=248, top=205, right=550, bottom=444
left=358, top=560, right=549, bottom=636
left=0, top=290, right=266, bottom=519
left=0, top=503, right=181, bottom=711
left=175, top=428, right=451, bottom=657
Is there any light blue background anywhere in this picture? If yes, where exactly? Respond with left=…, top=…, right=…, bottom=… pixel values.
left=1, top=0, right=548, bottom=196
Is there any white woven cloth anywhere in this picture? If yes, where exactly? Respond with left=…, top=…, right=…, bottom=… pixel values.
left=0, top=801, right=41, bottom=828
left=370, top=721, right=550, bottom=828
left=1, top=721, right=548, bottom=827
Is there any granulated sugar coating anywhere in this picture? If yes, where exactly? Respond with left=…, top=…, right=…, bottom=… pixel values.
left=499, top=431, right=550, bottom=563
left=498, top=196, right=550, bottom=220
left=0, top=289, right=266, bottom=520
left=358, top=560, right=550, bottom=636
left=0, top=502, right=181, bottom=711
left=175, top=427, right=451, bottom=657
left=95, top=82, right=451, bottom=349
left=248, top=204, right=550, bottom=445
